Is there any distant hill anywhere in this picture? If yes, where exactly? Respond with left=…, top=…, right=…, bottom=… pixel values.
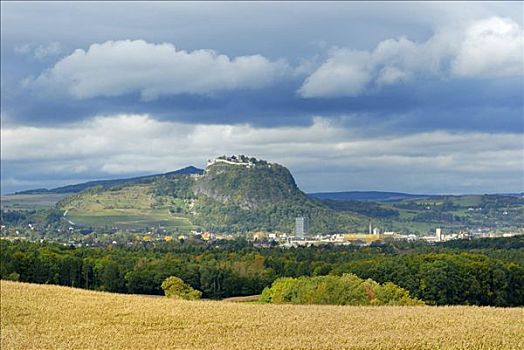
left=9, top=157, right=523, bottom=234
left=58, top=156, right=365, bottom=233
left=308, top=191, right=435, bottom=202
left=15, top=166, right=204, bottom=194
left=309, top=191, right=524, bottom=202
left=191, top=156, right=365, bottom=232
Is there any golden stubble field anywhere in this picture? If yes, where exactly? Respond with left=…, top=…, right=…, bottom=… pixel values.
left=1, top=281, right=523, bottom=350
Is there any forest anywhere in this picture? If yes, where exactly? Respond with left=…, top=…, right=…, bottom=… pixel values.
left=1, top=237, right=523, bottom=306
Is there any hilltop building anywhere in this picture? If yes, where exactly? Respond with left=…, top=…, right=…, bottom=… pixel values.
left=207, top=155, right=256, bottom=168
left=295, top=216, right=309, bottom=239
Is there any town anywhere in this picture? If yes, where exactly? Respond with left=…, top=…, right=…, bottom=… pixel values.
left=2, top=215, right=522, bottom=249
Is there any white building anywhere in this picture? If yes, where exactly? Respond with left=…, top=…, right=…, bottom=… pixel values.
left=436, top=228, right=442, bottom=242
left=295, top=217, right=309, bottom=239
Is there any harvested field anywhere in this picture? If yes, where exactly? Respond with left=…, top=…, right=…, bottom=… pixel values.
left=1, top=281, right=523, bottom=350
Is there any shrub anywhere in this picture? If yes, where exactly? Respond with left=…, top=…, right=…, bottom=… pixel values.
left=161, top=276, right=202, bottom=300
left=6, top=272, right=20, bottom=282
left=260, top=274, right=423, bottom=306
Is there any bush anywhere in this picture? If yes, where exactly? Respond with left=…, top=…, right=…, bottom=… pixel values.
left=6, top=272, right=20, bottom=282
left=161, top=276, right=202, bottom=300
left=260, top=274, right=423, bottom=306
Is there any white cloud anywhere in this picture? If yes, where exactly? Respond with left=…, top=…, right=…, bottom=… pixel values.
left=2, top=114, right=522, bottom=193
left=376, top=66, right=410, bottom=86
left=298, top=50, right=372, bottom=98
left=27, top=40, right=289, bottom=99
left=452, top=17, right=524, bottom=77
left=14, top=42, right=62, bottom=60
left=300, top=17, right=524, bottom=97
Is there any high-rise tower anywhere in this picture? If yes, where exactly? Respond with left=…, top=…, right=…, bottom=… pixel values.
left=295, top=217, right=309, bottom=239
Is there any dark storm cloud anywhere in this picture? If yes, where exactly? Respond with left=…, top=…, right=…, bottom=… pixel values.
left=5, top=73, right=521, bottom=134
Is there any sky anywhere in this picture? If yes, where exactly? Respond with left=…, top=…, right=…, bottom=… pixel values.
left=1, top=1, right=523, bottom=194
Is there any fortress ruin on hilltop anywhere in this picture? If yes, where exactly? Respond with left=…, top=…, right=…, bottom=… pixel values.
left=206, top=155, right=271, bottom=169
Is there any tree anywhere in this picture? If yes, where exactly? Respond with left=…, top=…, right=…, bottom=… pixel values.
left=161, top=276, right=202, bottom=300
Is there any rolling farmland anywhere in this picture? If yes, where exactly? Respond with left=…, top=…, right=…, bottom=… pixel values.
left=60, top=184, right=195, bottom=231
left=2, top=281, right=523, bottom=350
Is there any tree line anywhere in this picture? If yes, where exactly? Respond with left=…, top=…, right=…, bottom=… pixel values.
left=1, top=238, right=523, bottom=306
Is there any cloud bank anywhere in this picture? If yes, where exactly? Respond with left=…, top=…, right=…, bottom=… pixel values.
left=28, top=40, right=289, bottom=100
left=2, top=114, right=522, bottom=193
left=22, top=17, right=523, bottom=101
left=299, top=17, right=524, bottom=97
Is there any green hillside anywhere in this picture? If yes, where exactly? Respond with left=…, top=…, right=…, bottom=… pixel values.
left=56, top=156, right=365, bottom=233
left=189, top=159, right=364, bottom=233
left=60, top=184, right=194, bottom=232
left=321, top=194, right=524, bottom=233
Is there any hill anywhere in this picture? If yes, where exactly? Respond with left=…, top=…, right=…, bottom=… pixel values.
left=2, top=281, right=523, bottom=350
left=194, top=158, right=307, bottom=209
left=309, top=191, right=434, bottom=202
left=4, top=156, right=523, bottom=235
left=318, top=193, right=524, bottom=233
left=59, top=156, right=365, bottom=233
left=15, top=166, right=204, bottom=194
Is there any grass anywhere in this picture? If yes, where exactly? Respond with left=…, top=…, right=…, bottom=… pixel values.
left=66, top=211, right=193, bottom=230
left=2, top=281, right=523, bottom=350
